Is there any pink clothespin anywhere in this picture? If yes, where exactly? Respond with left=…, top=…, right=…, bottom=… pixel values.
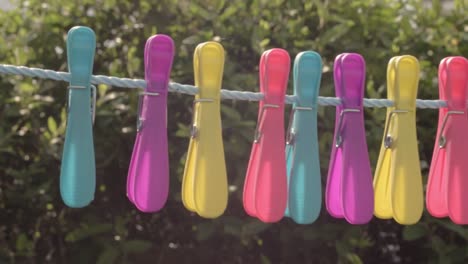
left=427, top=56, right=468, bottom=224
left=326, top=53, right=374, bottom=224
left=243, top=49, right=290, bottom=223
left=126, top=35, right=175, bottom=212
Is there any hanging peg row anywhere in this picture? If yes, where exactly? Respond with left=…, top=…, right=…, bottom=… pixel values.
left=31, top=26, right=468, bottom=225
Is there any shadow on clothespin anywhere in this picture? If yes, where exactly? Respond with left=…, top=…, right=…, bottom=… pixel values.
left=243, top=48, right=290, bottom=223
left=181, top=42, right=228, bottom=218
left=126, top=34, right=174, bottom=213
left=373, top=55, right=423, bottom=225
left=284, top=51, right=322, bottom=224
left=60, top=26, right=96, bottom=208
left=325, top=53, right=374, bottom=224
left=427, top=56, right=468, bottom=224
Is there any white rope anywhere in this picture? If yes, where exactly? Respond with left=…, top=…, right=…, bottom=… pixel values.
left=0, top=64, right=447, bottom=109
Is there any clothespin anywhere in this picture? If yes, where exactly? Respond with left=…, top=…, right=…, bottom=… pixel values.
left=126, top=35, right=174, bottom=212
left=325, top=53, right=374, bottom=224
left=243, top=49, right=290, bottom=223
left=373, top=55, right=423, bottom=225
left=181, top=42, right=228, bottom=218
left=427, top=56, right=468, bottom=224
left=284, top=51, right=322, bottom=224
left=60, top=26, right=96, bottom=208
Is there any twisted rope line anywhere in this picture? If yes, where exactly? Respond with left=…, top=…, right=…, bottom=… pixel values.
left=0, top=64, right=447, bottom=109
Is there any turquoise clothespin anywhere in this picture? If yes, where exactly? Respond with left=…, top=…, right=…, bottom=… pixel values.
left=285, top=51, right=322, bottom=224
left=60, top=26, right=96, bottom=208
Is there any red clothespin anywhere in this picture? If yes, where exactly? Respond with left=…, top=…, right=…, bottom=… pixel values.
left=427, top=56, right=468, bottom=224
left=243, top=49, right=290, bottom=223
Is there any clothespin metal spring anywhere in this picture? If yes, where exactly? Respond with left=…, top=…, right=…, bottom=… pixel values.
left=67, top=85, right=97, bottom=124
left=190, top=98, right=214, bottom=138
left=383, top=110, right=409, bottom=149
left=334, top=108, right=360, bottom=148
left=286, top=106, right=313, bottom=145
left=439, top=110, right=465, bottom=148
left=254, top=104, right=279, bottom=143
left=136, top=91, right=160, bottom=132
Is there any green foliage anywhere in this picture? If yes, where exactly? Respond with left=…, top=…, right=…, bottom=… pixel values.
left=0, top=0, right=467, bottom=263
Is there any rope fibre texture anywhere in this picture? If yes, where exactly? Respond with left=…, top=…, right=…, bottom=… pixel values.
left=0, top=64, right=447, bottom=109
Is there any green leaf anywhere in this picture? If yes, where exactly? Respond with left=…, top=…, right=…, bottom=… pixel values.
left=96, top=247, right=120, bottom=264
left=122, top=240, right=152, bottom=254
left=196, top=222, right=216, bottom=241
left=98, top=84, right=109, bottom=97
left=16, top=233, right=33, bottom=253
left=114, top=216, right=128, bottom=236
left=18, top=82, right=35, bottom=94
left=448, top=245, right=468, bottom=263
left=222, top=216, right=243, bottom=237
left=319, top=22, right=354, bottom=45
left=302, top=228, right=320, bottom=241
left=260, top=254, right=271, bottom=264
left=175, top=123, right=190, bottom=138
left=346, top=253, right=363, bottom=264
left=313, top=0, right=329, bottom=24
left=431, top=219, right=468, bottom=240
left=219, top=4, right=239, bottom=20
left=242, top=221, right=270, bottom=236
left=402, top=224, right=427, bottom=241
left=65, top=224, right=113, bottom=242
left=335, top=240, right=349, bottom=256
left=259, top=38, right=270, bottom=48
left=221, top=105, right=242, bottom=121
left=47, top=116, right=57, bottom=134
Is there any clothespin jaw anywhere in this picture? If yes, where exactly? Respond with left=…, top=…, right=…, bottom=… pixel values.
left=181, top=41, right=228, bottom=218
left=326, top=53, right=374, bottom=224
left=285, top=51, right=322, bottom=224
left=126, top=34, right=174, bottom=212
left=60, top=26, right=96, bottom=208
left=373, top=55, right=423, bottom=225
left=243, top=48, right=290, bottom=223
left=427, top=56, right=468, bottom=224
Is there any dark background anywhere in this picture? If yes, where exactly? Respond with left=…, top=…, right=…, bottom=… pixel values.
left=0, top=0, right=467, bottom=263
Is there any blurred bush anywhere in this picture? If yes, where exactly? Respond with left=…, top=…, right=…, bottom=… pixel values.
left=0, top=0, right=467, bottom=263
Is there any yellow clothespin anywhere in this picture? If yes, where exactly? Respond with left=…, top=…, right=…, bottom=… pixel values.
left=181, top=42, right=228, bottom=218
left=373, top=55, right=423, bottom=225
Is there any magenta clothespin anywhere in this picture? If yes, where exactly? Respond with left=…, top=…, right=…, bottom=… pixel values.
left=126, top=35, right=175, bottom=212
left=325, top=53, right=374, bottom=224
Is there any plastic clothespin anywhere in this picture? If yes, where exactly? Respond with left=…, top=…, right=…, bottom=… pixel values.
left=181, top=42, right=228, bottom=218
left=373, top=55, right=423, bottom=225
left=243, top=49, right=290, bottom=223
left=126, top=35, right=175, bottom=212
left=325, top=53, right=374, bottom=224
left=284, top=51, right=322, bottom=224
left=60, top=26, right=96, bottom=208
left=427, top=56, right=468, bottom=224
